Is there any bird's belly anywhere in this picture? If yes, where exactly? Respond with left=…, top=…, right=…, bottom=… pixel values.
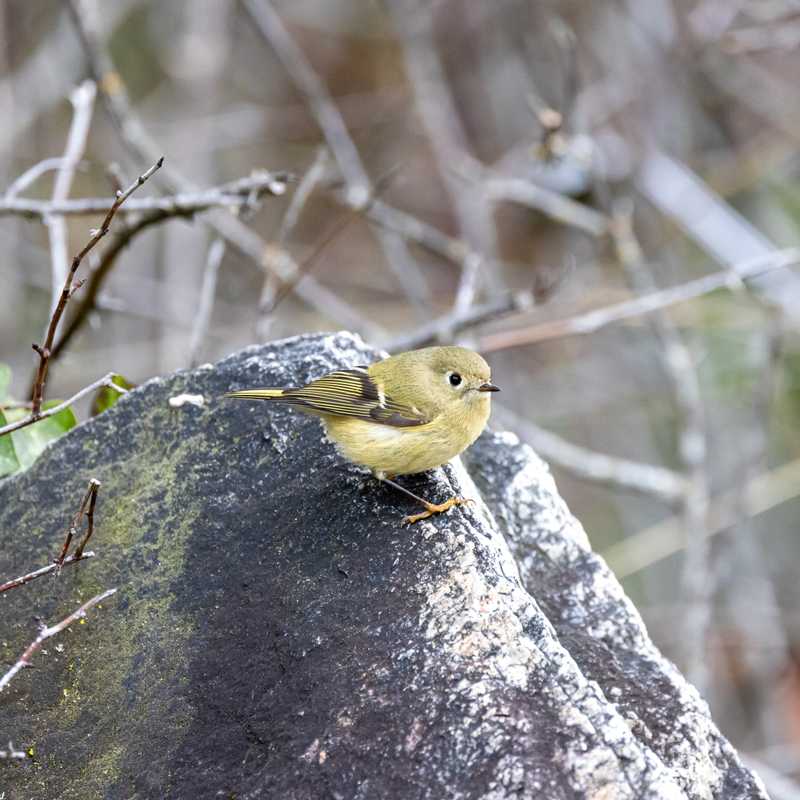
left=323, top=417, right=474, bottom=476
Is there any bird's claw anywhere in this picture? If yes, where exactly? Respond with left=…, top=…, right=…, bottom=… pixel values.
left=403, top=496, right=473, bottom=524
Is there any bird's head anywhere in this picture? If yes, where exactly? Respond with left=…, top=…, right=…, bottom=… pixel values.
left=399, top=346, right=500, bottom=413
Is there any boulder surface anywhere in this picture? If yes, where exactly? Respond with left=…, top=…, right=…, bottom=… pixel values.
left=0, top=332, right=766, bottom=799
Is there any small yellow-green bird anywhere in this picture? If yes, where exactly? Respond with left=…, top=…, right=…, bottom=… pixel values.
left=226, top=346, right=499, bottom=523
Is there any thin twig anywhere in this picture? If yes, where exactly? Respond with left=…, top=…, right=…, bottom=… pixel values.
left=54, top=479, right=99, bottom=567
left=1, top=479, right=102, bottom=592
left=277, top=146, right=330, bottom=243
left=72, top=478, right=101, bottom=560
left=494, top=405, right=687, bottom=502
left=0, top=171, right=291, bottom=218
left=45, top=80, right=97, bottom=314
left=262, top=169, right=404, bottom=321
left=0, top=552, right=96, bottom=595
left=48, top=209, right=177, bottom=364
left=188, top=238, right=226, bottom=367
left=257, top=147, right=331, bottom=337
left=26, top=158, right=162, bottom=418
left=0, top=372, right=127, bottom=437
left=386, top=290, right=534, bottom=352
left=481, top=173, right=610, bottom=237
left=244, top=4, right=432, bottom=326
left=389, top=2, right=501, bottom=308
left=4, top=157, right=72, bottom=199
left=0, top=588, right=117, bottom=694
left=479, top=248, right=800, bottom=352
left=602, top=457, right=800, bottom=578
left=66, top=0, right=373, bottom=333
left=243, top=0, right=369, bottom=207
left=612, top=200, right=709, bottom=687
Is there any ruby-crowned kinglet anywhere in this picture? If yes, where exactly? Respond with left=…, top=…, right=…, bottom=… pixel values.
left=226, top=346, right=499, bottom=523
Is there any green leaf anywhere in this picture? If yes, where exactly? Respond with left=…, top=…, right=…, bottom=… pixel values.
left=4, top=401, right=78, bottom=471
left=0, top=363, right=11, bottom=402
left=91, top=373, right=134, bottom=416
left=0, top=410, right=21, bottom=477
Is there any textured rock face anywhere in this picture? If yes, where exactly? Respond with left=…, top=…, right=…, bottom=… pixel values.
left=0, top=332, right=765, bottom=800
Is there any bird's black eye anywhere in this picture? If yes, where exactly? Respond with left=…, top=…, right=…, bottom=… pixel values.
left=449, top=372, right=462, bottom=387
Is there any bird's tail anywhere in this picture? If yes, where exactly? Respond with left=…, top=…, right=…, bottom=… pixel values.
left=225, top=388, right=288, bottom=401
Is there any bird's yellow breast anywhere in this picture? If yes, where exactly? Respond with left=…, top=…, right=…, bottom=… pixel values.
left=323, top=397, right=490, bottom=477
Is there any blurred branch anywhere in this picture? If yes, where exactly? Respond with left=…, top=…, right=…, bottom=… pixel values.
left=386, top=290, right=534, bottom=352
left=479, top=248, right=800, bottom=352
left=188, top=238, right=226, bottom=367
left=4, top=157, right=75, bottom=199
left=45, top=79, right=97, bottom=314
left=244, top=2, right=434, bottom=329
left=612, top=200, right=710, bottom=687
left=637, top=149, right=800, bottom=320
left=24, top=157, right=162, bottom=420
left=66, top=0, right=379, bottom=336
left=0, top=741, right=26, bottom=761
left=494, top=405, right=687, bottom=503
left=0, top=587, right=117, bottom=695
left=277, top=146, right=329, bottom=244
left=242, top=0, right=369, bottom=207
left=389, top=1, right=501, bottom=311
left=0, top=171, right=291, bottom=218
left=483, top=174, right=609, bottom=237
left=457, top=159, right=610, bottom=238
left=602, top=457, right=800, bottom=578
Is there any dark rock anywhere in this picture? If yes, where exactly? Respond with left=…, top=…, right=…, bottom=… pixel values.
left=0, top=332, right=766, bottom=799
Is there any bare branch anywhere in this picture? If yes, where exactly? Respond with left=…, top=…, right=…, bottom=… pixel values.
left=72, top=478, right=101, bottom=560
left=637, top=149, right=800, bottom=320
left=25, top=157, right=162, bottom=417
left=49, top=209, right=178, bottom=364
left=0, top=552, right=96, bottom=595
left=389, top=2, right=501, bottom=309
left=4, top=157, right=74, bottom=199
left=65, top=0, right=373, bottom=333
left=603, top=457, right=800, bottom=579
left=188, top=238, right=226, bottom=367
left=481, top=173, right=610, bottom=237
left=243, top=0, right=369, bottom=206
left=0, top=588, right=117, bottom=694
left=45, top=80, right=97, bottom=314
left=494, top=405, right=687, bottom=503
left=612, top=200, right=709, bottom=687
left=479, top=248, right=800, bottom=353
left=386, top=290, right=534, bottom=352
left=257, top=148, right=332, bottom=338
left=0, top=171, right=291, bottom=218
left=0, top=373, right=127, bottom=438
left=1, top=479, right=101, bottom=592
left=277, top=146, right=330, bottom=244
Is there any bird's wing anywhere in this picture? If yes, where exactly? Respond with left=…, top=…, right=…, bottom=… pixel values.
left=282, top=368, right=429, bottom=427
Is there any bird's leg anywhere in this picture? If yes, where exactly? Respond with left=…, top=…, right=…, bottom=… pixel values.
left=378, top=475, right=473, bottom=524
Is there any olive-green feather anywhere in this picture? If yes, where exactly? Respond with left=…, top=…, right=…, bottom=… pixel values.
left=226, top=368, right=428, bottom=428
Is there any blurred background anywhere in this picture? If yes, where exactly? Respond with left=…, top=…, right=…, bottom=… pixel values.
left=1, top=0, right=799, bottom=790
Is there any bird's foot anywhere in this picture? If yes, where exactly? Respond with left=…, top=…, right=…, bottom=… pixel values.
left=403, top=496, right=473, bottom=524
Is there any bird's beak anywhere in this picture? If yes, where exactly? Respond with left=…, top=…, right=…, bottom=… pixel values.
left=478, top=382, right=500, bottom=393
